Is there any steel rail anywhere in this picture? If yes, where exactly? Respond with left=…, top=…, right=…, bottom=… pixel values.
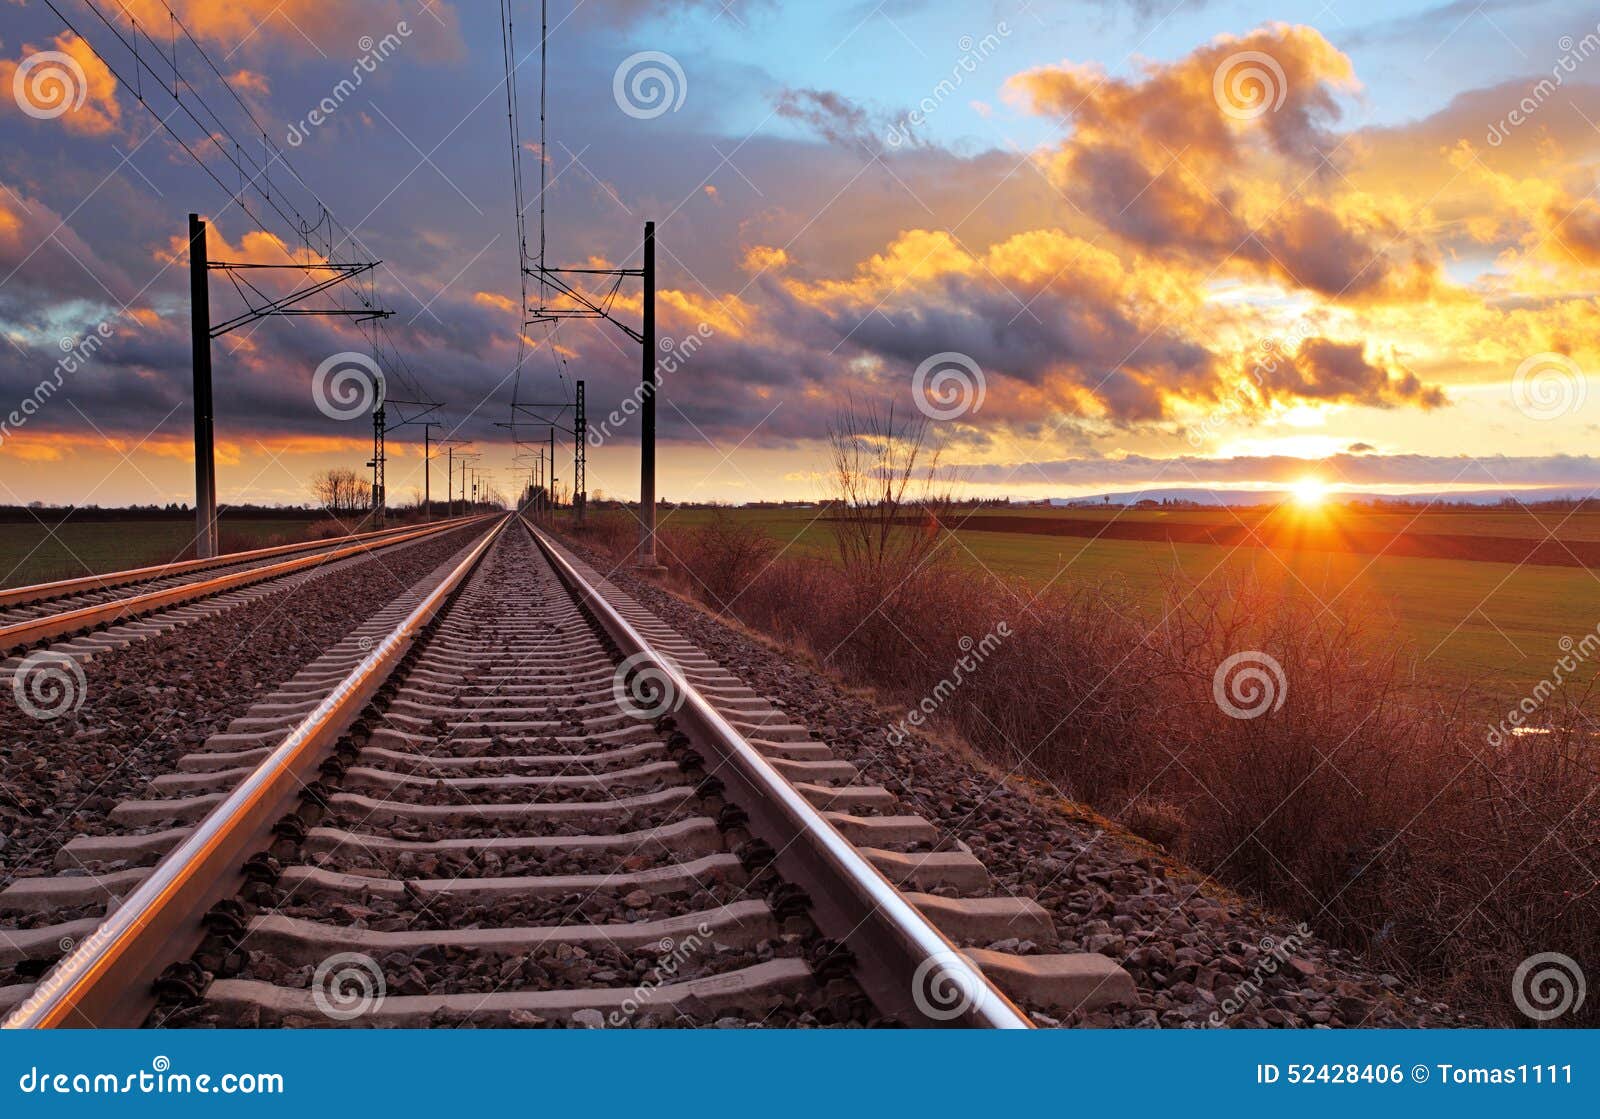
left=2, top=515, right=508, bottom=1029
left=0, top=516, right=480, bottom=611
left=523, top=519, right=1033, bottom=1029
left=0, top=516, right=492, bottom=654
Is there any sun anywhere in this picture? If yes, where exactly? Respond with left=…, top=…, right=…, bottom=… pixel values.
left=1290, top=477, right=1330, bottom=508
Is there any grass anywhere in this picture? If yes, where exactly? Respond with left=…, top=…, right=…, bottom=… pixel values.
left=655, top=504, right=1600, bottom=693
left=0, top=516, right=321, bottom=589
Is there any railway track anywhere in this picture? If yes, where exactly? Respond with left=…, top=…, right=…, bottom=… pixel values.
left=3, top=514, right=1136, bottom=1028
left=0, top=516, right=483, bottom=657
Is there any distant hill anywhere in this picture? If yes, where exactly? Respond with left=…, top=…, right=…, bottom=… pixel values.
left=1033, top=486, right=1600, bottom=508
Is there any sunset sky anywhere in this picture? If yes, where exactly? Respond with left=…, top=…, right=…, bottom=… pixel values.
left=0, top=0, right=1597, bottom=508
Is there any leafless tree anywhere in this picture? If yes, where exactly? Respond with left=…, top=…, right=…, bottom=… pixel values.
left=828, top=398, right=951, bottom=587
left=310, top=467, right=366, bottom=515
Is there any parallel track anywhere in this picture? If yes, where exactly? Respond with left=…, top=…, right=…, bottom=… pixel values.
left=3, top=515, right=1135, bottom=1029
left=0, top=517, right=484, bottom=655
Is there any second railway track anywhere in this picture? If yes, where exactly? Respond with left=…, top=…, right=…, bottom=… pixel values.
left=4, top=515, right=1137, bottom=1029
left=0, top=516, right=484, bottom=656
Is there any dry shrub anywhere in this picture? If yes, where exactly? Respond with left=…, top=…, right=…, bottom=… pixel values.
left=660, top=511, right=777, bottom=611
left=565, top=510, right=638, bottom=560
left=1120, top=796, right=1189, bottom=851
left=305, top=518, right=352, bottom=541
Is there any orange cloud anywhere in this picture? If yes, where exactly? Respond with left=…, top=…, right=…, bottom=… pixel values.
left=0, top=198, right=23, bottom=244
left=1005, top=25, right=1439, bottom=303
left=228, top=69, right=271, bottom=97
left=112, top=1, right=462, bottom=61
left=474, top=291, right=518, bottom=313
left=159, top=221, right=336, bottom=273
left=0, top=32, right=122, bottom=136
left=741, top=245, right=790, bottom=273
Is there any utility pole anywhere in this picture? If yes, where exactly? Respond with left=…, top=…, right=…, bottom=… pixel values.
left=189, top=214, right=217, bottom=559
left=638, top=220, right=660, bottom=568
left=549, top=426, right=557, bottom=520
left=369, top=406, right=386, bottom=526
left=574, top=380, right=586, bottom=524
left=526, top=220, right=653, bottom=555
left=438, top=438, right=468, bottom=519
left=419, top=422, right=441, bottom=519
left=186, top=213, right=390, bottom=554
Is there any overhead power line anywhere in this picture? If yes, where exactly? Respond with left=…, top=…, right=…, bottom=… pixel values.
left=40, top=0, right=432, bottom=404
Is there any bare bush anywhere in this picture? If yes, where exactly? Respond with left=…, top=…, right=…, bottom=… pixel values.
left=565, top=509, right=637, bottom=558
left=310, top=467, right=367, bottom=515
left=661, top=510, right=778, bottom=611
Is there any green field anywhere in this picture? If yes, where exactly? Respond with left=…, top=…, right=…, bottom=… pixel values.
left=0, top=516, right=320, bottom=589
left=656, top=504, right=1600, bottom=692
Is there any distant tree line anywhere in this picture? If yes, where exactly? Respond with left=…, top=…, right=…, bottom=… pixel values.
left=0, top=503, right=326, bottom=524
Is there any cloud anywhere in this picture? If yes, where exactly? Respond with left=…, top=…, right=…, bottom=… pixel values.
left=774, top=88, right=890, bottom=151
left=1005, top=24, right=1443, bottom=302
left=0, top=181, right=143, bottom=306
left=114, top=1, right=462, bottom=60
left=1256, top=337, right=1444, bottom=408
left=228, top=69, right=272, bottom=97
left=0, top=33, right=122, bottom=136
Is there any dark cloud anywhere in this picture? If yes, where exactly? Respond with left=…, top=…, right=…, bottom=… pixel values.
left=773, top=88, right=904, bottom=152
left=1257, top=337, right=1444, bottom=408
